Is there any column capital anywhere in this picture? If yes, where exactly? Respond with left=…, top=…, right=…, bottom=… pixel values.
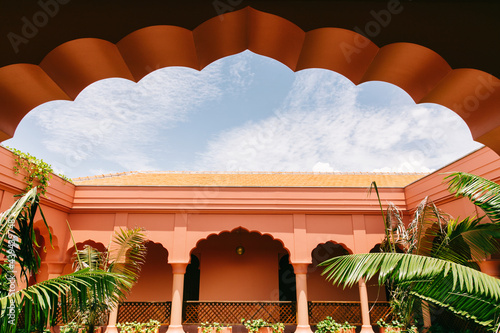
left=292, top=263, right=309, bottom=274
left=170, top=262, right=188, bottom=274
left=46, top=262, right=66, bottom=275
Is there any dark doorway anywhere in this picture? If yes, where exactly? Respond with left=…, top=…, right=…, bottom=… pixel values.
left=183, top=254, right=200, bottom=302
left=278, top=254, right=296, bottom=302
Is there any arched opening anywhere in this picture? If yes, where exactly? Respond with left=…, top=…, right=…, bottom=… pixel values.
left=308, top=242, right=355, bottom=302
left=194, top=228, right=288, bottom=301
left=0, top=7, right=499, bottom=157
left=127, top=241, right=171, bottom=302
left=117, top=241, right=172, bottom=325
left=184, top=228, right=294, bottom=325
left=307, top=241, right=388, bottom=327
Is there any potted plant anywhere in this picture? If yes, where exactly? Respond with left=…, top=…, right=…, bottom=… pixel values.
left=241, top=319, right=284, bottom=333
left=339, top=322, right=355, bottom=333
left=59, top=322, right=87, bottom=333
left=198, top=322, right=232, bottom=333
left=377, top=320, right=417, bottom=333
left=116, top=322, right=135, bottom=333
left=315, top=317, right=341, bottom=333
left=117, top=320, right=161, bottom=333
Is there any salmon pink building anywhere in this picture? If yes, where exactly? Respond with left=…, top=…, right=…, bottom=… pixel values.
left=1, top=145, right=500, bottom=332
left=1, top=2, right=500, bottom=332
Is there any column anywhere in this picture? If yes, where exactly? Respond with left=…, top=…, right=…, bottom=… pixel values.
left=105, top=307, right=119, bottom=333
left=167, top=263, right=188, bottom=333
left=292, top=264, right=313, bottom=333
left=358, top=278, right=374, bottom=333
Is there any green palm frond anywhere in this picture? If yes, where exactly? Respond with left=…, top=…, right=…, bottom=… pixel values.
left=0, top=268, right=129, bottom=333
left=434, top=217, right=500, bottom=267
left=107, top=227, right=147, bottom=284
left=74, top=245, right=105, bottom=271
left=0, top=187, right=47, bottom=284
left=320, top=253, right=500, bottom=330
left=446, top=172, right=500, bottom=224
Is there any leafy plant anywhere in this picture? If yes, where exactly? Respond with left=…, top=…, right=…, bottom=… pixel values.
left=320, top=177, right=500, bottom=332
left=199, top=322, right=230, bottom=333
left=4, top=146, right=73, bottom=194
left=60, top=322, right=84, bottom=333
left=6, top=146, right=53, bottom=195
left=315, top=317, right=341, bottom=333
left=66, top=227, right=147, bottom=332
left=117, top=320, right=161, bottom=333
left=0, top=188, right=141, bottom=333
left=241, top=319, right=283, bottom=333
left=340, top=322, right=355, bottom=330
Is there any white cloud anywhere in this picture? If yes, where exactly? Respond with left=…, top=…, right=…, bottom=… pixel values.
left=8, top=51, right=481, bottom=176
left=197, top=68, right=482, bottom=172
left=27, top=63, right=224, bottom=174
left=313, top=162, right=337, bottom=172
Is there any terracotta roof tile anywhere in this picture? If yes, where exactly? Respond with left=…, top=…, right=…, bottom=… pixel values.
left=72, top=171, right=426, bottom=187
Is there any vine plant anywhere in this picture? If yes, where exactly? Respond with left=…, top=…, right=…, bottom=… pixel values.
left=5, top=146, right=72, bottom=195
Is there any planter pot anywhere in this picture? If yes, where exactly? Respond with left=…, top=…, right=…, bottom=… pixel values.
left=198, top=327, right=232, bottom=333
left=379, top=328, right=417, bottom=333
left=259, top=327, right=283, bottom=333
left=258, top=328, right=273, bottom=333
left=479, top=259, right=500, bottom=278
left=379, top=328, right=401, bottom=333
left=339, top=329, right=356, bottom=333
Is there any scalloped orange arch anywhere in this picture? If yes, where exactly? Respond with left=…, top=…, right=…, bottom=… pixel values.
left=0, top=7, right=499, bottom=153
left=190, top=226, right=291, bottom=257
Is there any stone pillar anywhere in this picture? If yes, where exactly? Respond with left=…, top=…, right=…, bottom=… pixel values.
left=292, top=264, right=313, bottom=333
left=358, top=278, right=374, bottom=333
left=47, top=262, right=66, bottom=279
left=167, top=263, right=188, bottom=333
left=105, top=307, right=119, bottom=333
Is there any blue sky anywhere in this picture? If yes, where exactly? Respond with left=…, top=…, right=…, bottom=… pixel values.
left=3, top=51, right=482, bottom=178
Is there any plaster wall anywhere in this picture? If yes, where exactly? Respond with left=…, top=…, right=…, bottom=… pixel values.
left=197, top=232, right=285, bottom=301
left=127, top=242, right=173, bottom=302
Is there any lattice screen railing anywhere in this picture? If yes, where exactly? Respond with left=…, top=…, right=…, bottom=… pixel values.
left=368, top=302, right=392, bottom=324
left=308, top=302, right=391, bottom=325
left=308, top=302, right=362, bottom=325
left=183, top=301, right=296, bottom=325
left=117, top=301, right=172, bottom=324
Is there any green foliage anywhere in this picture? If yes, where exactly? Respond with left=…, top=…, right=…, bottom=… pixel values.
left=60, top=322, right=83, bottom=333
left=446, top=172, right=500, bottom=224
left=315, top=317, right=355, bottom=333
left=315, top=317, right=341, bottom=333
left=241, top=319, right=284, bottom=333
left=4, top=146, right=73, bottom=195
left=117, top=319, right=161, bottom=332
left=7, top=147, right=53, bottom=195
left=321, top=253, right=500, bottom=331
left=68, top=227, right=147, bottom=331
left=376, top=319, right=418, bottom=331
left=199, top=322, right=231, bottom=333
left=354, top=179, right=500, bottom=330
left=0, top=188, right=145, bottom=333
left=58, top=173, right=74, bottom=184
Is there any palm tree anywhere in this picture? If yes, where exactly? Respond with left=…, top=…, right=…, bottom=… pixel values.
left=67, top=227, right=147, bottom=332
left=0, top=188, right=146, bottom=333
left=321, top=176, right=500, bottom=331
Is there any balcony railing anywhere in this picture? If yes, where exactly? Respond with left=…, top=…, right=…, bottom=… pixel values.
left=115, top=301, right=391, bottom=327
left=308, top=301, right=392, bottom=326
left=118, top=301, right=172, bottom=324
left=183, top=301, right=297, bottom=325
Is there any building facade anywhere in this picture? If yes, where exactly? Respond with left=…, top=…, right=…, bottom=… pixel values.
left=1, top=145, right=500, bottom=332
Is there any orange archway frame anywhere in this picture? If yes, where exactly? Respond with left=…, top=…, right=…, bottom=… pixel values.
left=1, top=7, right=499, bottom=153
